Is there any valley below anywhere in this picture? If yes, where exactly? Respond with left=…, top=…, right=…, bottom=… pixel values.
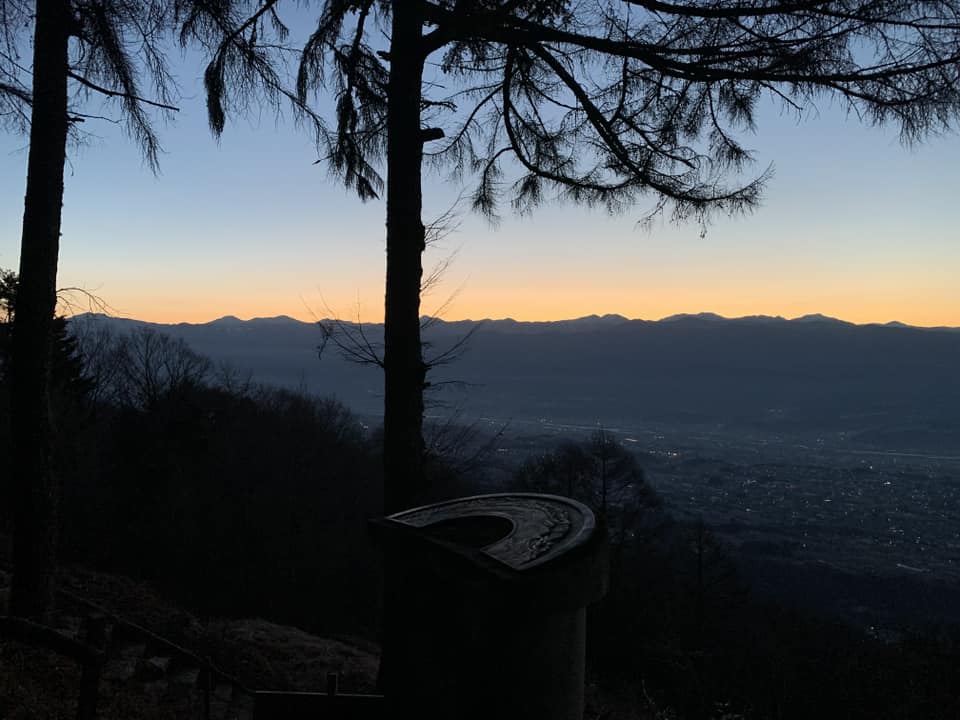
left=483, top=417, right=960, bottom=630
left=71, top=311, right=960, bottom=631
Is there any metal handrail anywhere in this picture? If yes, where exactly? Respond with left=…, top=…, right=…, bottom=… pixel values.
left=0, top=567, right=254, bottom=720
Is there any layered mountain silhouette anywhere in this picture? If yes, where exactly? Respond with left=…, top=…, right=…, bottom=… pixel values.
left=71, top=312, right=960, bottom=452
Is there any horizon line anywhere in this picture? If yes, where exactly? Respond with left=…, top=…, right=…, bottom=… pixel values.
left=68, top=310, right=959, bottom=331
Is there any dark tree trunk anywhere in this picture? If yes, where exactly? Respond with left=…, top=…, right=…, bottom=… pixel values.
left=377, top=2, right=429, bottom=697
left=9, top=0, right=71, bottom=620
left=382, top=0, right=427, bottom=515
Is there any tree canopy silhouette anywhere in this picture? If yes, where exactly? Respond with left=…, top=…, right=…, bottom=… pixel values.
left=514, top=428, right=660, bottom=551
left=201, top=0, right=960, bottom=512
left=0, top=1, right=31, bottom=132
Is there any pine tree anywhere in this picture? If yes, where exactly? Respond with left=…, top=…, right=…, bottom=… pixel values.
left=5, top=0, right=198, bottom=619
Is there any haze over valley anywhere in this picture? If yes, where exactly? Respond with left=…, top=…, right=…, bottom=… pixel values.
left=72, top=311, right=960, bottom=456
left=70, top=310, right=960, bottom=627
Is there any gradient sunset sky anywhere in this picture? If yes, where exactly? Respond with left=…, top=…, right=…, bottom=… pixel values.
left=1, top=46, right=958, bottom=327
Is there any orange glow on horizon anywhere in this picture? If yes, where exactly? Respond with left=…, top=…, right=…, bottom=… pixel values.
left=73, top=291, right=960, bottom=329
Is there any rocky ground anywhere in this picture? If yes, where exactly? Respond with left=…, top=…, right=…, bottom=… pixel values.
left=0, top=565, right=379, bottom=719
left=0, top=559, right=654, bottom=719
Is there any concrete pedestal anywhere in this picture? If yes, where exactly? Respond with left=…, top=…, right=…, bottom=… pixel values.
left=372, top=493, right=608, bottom=720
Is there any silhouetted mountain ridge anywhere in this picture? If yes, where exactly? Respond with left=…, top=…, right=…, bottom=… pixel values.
left=70, top=312, right=960, bottom=452
left=75, top=311, right=957, bottom=332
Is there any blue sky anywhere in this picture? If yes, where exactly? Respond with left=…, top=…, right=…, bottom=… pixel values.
left=1, top=37, right=958, bottom=327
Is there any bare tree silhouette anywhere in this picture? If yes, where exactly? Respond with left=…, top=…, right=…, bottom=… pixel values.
left=514, top=427, right=660, bottom=553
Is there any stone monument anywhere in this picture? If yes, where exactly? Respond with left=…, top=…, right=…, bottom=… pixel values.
left=372, top=493, right=609, bottom=720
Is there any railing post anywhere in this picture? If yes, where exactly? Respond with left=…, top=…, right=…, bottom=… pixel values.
left=202, top=660, right=213, bottom=720
left=76, top=614, right=106, bottom=720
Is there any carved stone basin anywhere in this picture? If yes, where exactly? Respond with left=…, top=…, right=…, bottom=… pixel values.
left=387, top=493, right=596, bottom=570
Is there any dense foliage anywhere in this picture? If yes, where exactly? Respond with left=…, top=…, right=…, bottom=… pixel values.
left=63, top=376, right=383, bottom=633
left=0, top=307, right=383, bottom=634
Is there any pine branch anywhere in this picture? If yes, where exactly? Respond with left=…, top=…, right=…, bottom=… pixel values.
left=66, top=71, right=179, bottom=111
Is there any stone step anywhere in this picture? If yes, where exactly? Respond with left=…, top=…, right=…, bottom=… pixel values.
left=48, top=611, right=83, bottom=640
left=136, top=655, right=172, bottom=680
left=210, top=682, right=242, bottom=720
left=214, top=682, right=234, bottom=702
left=226, top=690, right=254, bottom=720
left=102, top=655, right=138, bottom=683
left=170, top=665, right=202, bottom=688
left=114, top=639, right=147, bottom=658
left=108, top=622, right=145, bottom=649
left=140, top=678, right=169, bottom=699
left=87, top=617, right=114, bottom=648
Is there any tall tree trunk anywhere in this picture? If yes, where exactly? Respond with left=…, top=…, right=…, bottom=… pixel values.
left=382, top=0, right=427, bottom=515
left=9, top=0, right=71, bottom=620
left=377, top=1, right=428, bottom=700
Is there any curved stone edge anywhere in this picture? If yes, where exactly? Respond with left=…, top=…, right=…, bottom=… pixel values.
left=388, top=493, right=597, bottom=570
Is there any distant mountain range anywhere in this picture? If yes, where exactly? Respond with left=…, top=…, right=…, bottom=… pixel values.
left=70, top=312, right=960, bottom=452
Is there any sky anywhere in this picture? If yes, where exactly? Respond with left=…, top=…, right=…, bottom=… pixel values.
left=2, top=37, right=959, bottom=328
